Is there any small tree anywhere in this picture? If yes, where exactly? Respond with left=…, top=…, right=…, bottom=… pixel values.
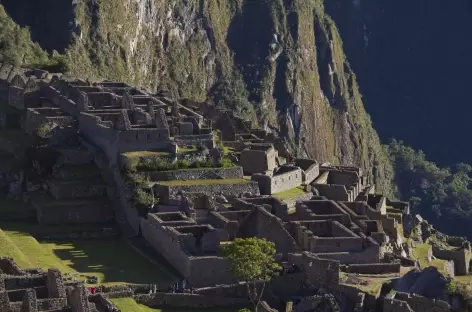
left=222, top=238, right=281, bottom=312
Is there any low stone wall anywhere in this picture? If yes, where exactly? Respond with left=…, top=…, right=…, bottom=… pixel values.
left=134, top=293, right=248, bottom=308
left=394, top=292, right=450, bottom=312
left=313, top=184, right=349, bottom=201
left=383, top=298, right=414, bottom=312
left=281, top=192, right=314, bottom=210
left=155, top=181, right=260, bottom=202
left=345, top=263, right=401, bottom=274
left=433, top=247, right=470, bottom=276
left=295, top=159, right=319, bottom=185
left=0, top=258, right=26, bottom=275
left=188, top=256, right=234, bottom=287
left=145, top=166, right=243, bottom=181
left=314, top=244, right=381, bottom=264
left=35, top=202, right=114, bottom=225
left=37, top=298, right=67, bottom=311
left=174, top=134, right=214, bottom=149
left=252, top=167, right=303, bottom=195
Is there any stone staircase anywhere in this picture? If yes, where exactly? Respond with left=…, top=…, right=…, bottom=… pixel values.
left=30, top=158, right=114, bottom=225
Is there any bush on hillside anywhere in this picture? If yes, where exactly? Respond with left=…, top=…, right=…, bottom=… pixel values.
left=389, top=140, right=472, bottom=238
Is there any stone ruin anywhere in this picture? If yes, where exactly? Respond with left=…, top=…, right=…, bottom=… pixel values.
left=0, top=64, right=464, bottom=311
left=0, top=257, right=106, bottom=312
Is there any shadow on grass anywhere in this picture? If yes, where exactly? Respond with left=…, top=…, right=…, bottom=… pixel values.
left=52, top=239, right=177, bottom=285
left=0, top=220, right=177, bottom=285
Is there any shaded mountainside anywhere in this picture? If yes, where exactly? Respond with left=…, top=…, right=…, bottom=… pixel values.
left=0, top=0, right=393, bottom=195
left=324, top=0, right=472, bottom=166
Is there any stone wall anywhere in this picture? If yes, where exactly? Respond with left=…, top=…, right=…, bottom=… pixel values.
left=25, top=108, right=75, bottom=135
left=240, top=147, right=277, bottom=174
left=141, top=217, right=191, bottom=277
left=345, top=263, right=401, bottom=274
left=433, top=247, right=470, bottom=276
left=383, top=299, right=413, bottom=312
left=234, top=197, right=289, bottom=220
left=155, top=181, right=260, bottom=202
left=174, top=134, right=214, bottom=149
left=295, top=159, right=319, bottom=185
left=252, top=167, right=303, bottom=195
left=394, top=292, right=451, bottom=312
left=239, top=206, right=300, bottom=255
left=289, top=253, right=340, bottom=290
left=145, top=166, right=243, bottom=181
left=314, top=242, right=381, bottom=264
left=35, top=202, right=114, bottom=225
left=188, top=256, right=234, bottom=287
left=69, top=284, right=91, bottom=312
left=0, top=258, right=26, bottom=275
left=46, top=269, right=66, bottom=299
left=313, top=184, right=349, bottom=201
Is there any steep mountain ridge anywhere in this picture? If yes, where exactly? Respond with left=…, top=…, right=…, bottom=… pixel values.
left=0, top=0, right=393, bottom=195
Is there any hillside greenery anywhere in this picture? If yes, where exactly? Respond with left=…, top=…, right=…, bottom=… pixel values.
left=0, top=5, right=67, bottom=71
left=389, top=140, right=472, bottom=239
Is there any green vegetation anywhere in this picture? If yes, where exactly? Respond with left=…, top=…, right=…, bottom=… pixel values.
left=136, top=157, right=235, bottom=172
left=0, top=5, right=67, bottom=70
left=111, top=298, right=161, bottom=312
left=411, top=243, right=448, bottom=274
left=0, top=222, right=176, bottom=285
left=160, top=178, right=249, bottom=186
left=273, top=186, right=306, bottom=200
left=222, top=237, right=280, bottom=312
left=389, top=140, right=472, bottom=239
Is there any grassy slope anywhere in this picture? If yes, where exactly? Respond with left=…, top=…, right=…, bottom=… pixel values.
left=274, top=186, right=306, bottom=200
left=111, top=298, right=161, bottom=312
left=0, top=222, right=176, bottom=285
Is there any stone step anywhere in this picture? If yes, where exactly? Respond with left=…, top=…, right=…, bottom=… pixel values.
left=29, top=190, right=111, bottom=210
left=46, top=178, right=107, bottom=200
left=51, top=164, right=102, bottom=181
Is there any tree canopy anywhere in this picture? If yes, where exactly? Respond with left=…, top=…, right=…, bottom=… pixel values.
left=222, top=237, right=280, bottom=311
left=389, top=140, right=472, bottom=239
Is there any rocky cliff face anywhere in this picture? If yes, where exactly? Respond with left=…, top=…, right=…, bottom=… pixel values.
left=0, top=0, right=393, bottom=194
left=324, top=0, right=472, bottom=166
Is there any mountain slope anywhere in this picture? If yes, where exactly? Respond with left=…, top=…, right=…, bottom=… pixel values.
left=0, top=0, right=393, bottom=195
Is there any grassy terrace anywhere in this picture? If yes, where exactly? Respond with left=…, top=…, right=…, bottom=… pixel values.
left=274, top=186, right=306, bottom=200
left=412, top=243, right=448, bottom=274
left=110, top=298, right=160, bottom=312
left=0, top=221, right=177, bottom=286
left=159, top=179, right=249, bottom=186
left=110, top=298, right=242, bottom=312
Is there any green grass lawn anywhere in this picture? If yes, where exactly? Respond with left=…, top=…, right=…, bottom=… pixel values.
left=0, top=223, right=177, bottom=286
left=160, top=179, right=250, bottom=186
left=223, top=146, right=236, bottom=155
left=177, top=147, right=198, bottom=154
left=111, top=298, right=161, bottom=312
left=412, top=243, right=447, bottom=274
left=274, top=186, right=306, bottom=200
left=121, top=151, right=173, bottom=169
left=110, top=298, right=243, bottom=312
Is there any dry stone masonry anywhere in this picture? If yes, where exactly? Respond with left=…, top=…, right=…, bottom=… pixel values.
left=0, top=64, right=466, bottom=312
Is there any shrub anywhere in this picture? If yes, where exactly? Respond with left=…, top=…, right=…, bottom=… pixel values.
left=136, top=156, right=235, bottom=171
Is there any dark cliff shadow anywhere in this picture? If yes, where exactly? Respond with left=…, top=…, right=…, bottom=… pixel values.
left=227, top=0, right=274, bottom=103
left=1, top=0, right=76, bottom=52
